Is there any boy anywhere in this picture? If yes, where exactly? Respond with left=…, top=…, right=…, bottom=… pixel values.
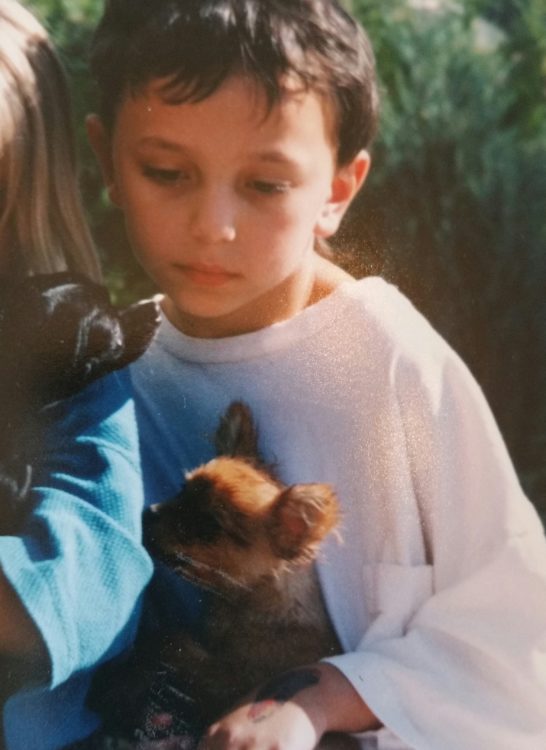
left=87, top=1, right=546, bottom=749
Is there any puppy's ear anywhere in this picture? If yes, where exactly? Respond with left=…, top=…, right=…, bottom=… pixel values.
left=267, top=484, right=339, bottom=561
left=215, top=401, right=260, bottom=461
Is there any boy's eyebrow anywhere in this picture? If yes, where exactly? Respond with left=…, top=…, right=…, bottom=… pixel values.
left=136, top=139, right=301, bottom=168
left=253, top=150, right=297, bottom=166
left=136, top=137, right=185, bottom=152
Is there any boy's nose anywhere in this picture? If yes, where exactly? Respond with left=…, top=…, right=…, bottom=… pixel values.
left=189, top=188, right=237, bottom=244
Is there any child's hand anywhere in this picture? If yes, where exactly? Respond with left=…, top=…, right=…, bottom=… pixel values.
left=201, top=675, right=323, bottom=750
left=200, top=663, right=379, bottom=750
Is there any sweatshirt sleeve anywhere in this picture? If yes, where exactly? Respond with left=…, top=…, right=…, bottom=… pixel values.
left=324, top=341, right=546, bottom=749
left=0, top=368, right=154, bottom=689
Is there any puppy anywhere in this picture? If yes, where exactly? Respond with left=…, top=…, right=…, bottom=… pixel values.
left=144, top=401, right=342, bottom=716
left=0, top=271, right=160, bottom=535
left=92, top=402, right=355, bottom=749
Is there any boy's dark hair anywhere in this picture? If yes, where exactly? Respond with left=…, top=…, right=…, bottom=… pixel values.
left=89, top=0, right=379, bottom=165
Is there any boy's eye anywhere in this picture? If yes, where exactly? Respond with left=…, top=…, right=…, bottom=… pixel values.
left=249, top=180, right=291, bottom=195
left=142, top=165, right=188, bottom=185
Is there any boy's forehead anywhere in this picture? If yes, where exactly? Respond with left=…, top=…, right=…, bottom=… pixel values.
left=118, top=74, right=337, bottom=152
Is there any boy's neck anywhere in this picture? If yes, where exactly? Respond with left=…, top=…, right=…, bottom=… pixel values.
left=162, top=254, right=354, bottom=340
left=308, top=254, right=354, bottom=307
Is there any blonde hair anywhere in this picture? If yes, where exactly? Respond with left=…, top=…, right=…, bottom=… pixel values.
left=0, top=0, right=101, bottom=280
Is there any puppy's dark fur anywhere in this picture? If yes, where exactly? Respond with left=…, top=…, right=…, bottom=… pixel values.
left=0, top=272, right=160, bottom=534
left=92, top=402, right=355, bottom=749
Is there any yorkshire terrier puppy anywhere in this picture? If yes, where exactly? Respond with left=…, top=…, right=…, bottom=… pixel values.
left=0, top=272, right=160, bottom=534
left=91, top=402, right=356, bottom=750
left=144, top=401, right=342, bottom=720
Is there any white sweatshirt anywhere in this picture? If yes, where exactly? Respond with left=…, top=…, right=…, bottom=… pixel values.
left=130, top=277, right=546, bottom=750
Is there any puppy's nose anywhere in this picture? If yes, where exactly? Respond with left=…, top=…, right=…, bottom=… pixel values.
left=142, top=505, right=161, bottom=548
left=122, top=299, right=161, bottom=334
left=112, top=330, right=124, bottom=352
left=142, top=504, right=160, bottom=526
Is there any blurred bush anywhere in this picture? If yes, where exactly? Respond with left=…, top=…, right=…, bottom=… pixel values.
left=26, top=0, right=546, bottom=513
left=26, top=0, right=156, bottom=304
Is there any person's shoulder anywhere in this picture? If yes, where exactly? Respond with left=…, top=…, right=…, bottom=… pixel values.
left=338, top=275, right=463, bottom=377
left=339, top=277, right=437, bottom=345
left=42, top=367, right=133, bottom=415
left=40, top=368, right=139, bottom=457
left=349, top=279, right=488, bottom=407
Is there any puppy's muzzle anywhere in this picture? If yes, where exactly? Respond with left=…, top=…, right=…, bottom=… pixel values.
left=119, top=299, right=161, bottom=364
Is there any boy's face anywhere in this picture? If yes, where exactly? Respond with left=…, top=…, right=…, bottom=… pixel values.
left=90, top=75, right=367, bottom=337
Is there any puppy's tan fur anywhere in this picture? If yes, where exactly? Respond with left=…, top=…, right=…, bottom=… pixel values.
left=145, top=402, right=343, bottom=722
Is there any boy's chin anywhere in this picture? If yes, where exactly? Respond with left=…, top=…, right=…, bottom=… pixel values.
left=162, top=279, right=298, bottom=338
left=161, top=295, right=248, bottom=338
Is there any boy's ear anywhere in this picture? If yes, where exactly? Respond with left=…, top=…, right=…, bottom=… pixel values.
left=85, top=114, right=122, bottom=208
left=314, top=149, right=370, bottom=239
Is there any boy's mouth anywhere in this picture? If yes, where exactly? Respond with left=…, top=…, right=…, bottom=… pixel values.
left=179, top=263, right=239, bottom=287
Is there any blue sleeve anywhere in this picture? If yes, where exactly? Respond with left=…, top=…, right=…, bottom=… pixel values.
left=0, top=369, right=153, bottom=689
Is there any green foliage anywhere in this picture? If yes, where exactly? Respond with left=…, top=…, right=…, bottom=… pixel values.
left=26, top=0, right=100, bottom=170
left=24, top=0, right=153, bottom=304
left=24, top=0, right=546, bottom=513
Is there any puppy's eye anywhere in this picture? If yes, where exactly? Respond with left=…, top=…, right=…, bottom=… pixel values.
left=176, top=503, right=222, bottom=544
left=176, top=478, right=224, bottom=543
left=179, top=507, right=222, bottom=544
